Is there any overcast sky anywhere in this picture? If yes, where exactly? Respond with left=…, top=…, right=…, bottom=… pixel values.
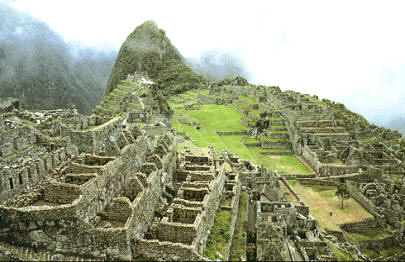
left=5, top=0, right=405, bottom=127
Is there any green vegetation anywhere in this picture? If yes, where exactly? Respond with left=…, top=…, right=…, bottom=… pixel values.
left=267, top=130, right=288, bottom=134
left=214, top=76, right=249, bottom=87
left=308, top=95, right=326, bottom=107
left=0, top=4, right=115, bottom=114
left=362, top=245, right=404, bottom=259
left=345, top=227, right=391, bottom=243
left=358, top=136, right=375, bottom=143
left=335, top=184, right=350, bottom=209
left=171, top=102, right=311, bottom=174
left=327, top=241, right=358, bottom=261
left=204, top=208, right=233, bottom=260
left=290, top=182, right=373, bottom=231
left=259, top=136, right=289, bottom=143
left=119, top=80, right=138, bottom=85
left=287, top=179, right=296, bottom=186
left=19, top=119, right=39, bottom=127
left=75, top=125, right=98, bottom=132
left=199, top=89, right=210, bottom=95
left=106, top=20, right=205, bottom=97
left=233, top=98, right=260, bottom=121
left=306, top=184, right=335, bottom=192
left=150, top=58, right=205, bottom=96
left=240, top=95, right=257, bottom=105
left=391, top=174, right=404, bottom=182
left=261, top=149, right=292, bottom=153
left=230, top=192, right=249, bottom=261
left=243, top=137, right=260, bottom=144
left=365, top=245, right=405, bottom=257
left=271, top=125, right=287, bottom=129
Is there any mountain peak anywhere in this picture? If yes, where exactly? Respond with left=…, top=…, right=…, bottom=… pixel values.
left=105, top=20, right=188, bottom=95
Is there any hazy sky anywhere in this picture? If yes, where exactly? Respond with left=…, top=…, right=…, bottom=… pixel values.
left=5, top=0, right=405, bottom=127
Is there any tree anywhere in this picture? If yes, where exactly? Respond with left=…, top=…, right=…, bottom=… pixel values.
left=335, top=184, right=350, bottom=209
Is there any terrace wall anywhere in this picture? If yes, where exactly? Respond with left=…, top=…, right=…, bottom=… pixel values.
left=132, top=239, right=206, bottom=261
left=339, top=218, right=378, bottom=232
left=346, top=181, right=380, bottom=217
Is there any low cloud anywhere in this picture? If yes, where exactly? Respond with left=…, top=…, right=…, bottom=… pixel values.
left=186, top=50, right=251, bottom=81
left=0, top=3, right=117, bottom=113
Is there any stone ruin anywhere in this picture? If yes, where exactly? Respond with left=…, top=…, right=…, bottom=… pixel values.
left=205, top=80, right=405, bottom=259
left=1, top=73, right=404, bottom=260
left=220, top=152, right=335, bottom=261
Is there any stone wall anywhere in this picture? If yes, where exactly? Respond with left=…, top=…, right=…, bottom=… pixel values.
left=69, top=117, right=122, bottom=154
left=0, top=132, right=176, bottom=260
left=194, top=166, right=227, bottom=254
left=358, top=236, right=398, bottom=250
left=142, top=126, right=171, bottom=136
left=297, top=178, right=338, bottom=186
left=224, top=181, right=241, bottom=261
left=132, top=239, right=206, bottom=261
left=262, top=141, right=292, bottom=150
left=197, top=94, right=230, bottom=105
left=157, top=219, right=198, bottom=244
left=318, top=165, right=360, bottom=176
left=0, top=148, right=69, bottom=203
left=279, top=177, right=306, bottom=205
left=216, top=131, right=248, bottom=136
left=43, top=183, right=81, bottom=204
left=301, top=146, right=321, bottom=173
left=339, top=218, right=378, bottom=232
left=346, top=181, right=379, bottom=216
left=0, top=126, right=36, bottom=157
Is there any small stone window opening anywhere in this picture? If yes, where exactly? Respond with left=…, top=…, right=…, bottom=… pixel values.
left=9, top=178, right=14, bottom=189
left=18, top=173, right=23, bottom=185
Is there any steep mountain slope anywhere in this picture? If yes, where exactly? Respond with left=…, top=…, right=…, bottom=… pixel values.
left=105, top=20, right=205, bottom=96
left=0, top=4, right=116, bottom=114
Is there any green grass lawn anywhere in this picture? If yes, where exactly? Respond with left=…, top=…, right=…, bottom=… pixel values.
left=170, top=102, right=311, bottom=175
left=243, top=137, right=260, bottom=144
left=358, top=136, right=375, bottom=143
left=203, top=207, right=233, bottom=260
left=345, top=227, right=391, bottom=243
left=239, top=95, right=258, bottom=105
left=199, top=89, right=210, bottom=95
left=363, top=245, right=404, bottom=259
left=327, top=241, right=358, bottom=261
left=230, top=192, right=249, bottom=261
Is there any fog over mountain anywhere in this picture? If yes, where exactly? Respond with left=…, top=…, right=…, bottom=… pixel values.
left=186, top=50, right=251, bottom=81
left=3, top=1, right=405, bottom=135
left=0, top=3, right=117, bottom=114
